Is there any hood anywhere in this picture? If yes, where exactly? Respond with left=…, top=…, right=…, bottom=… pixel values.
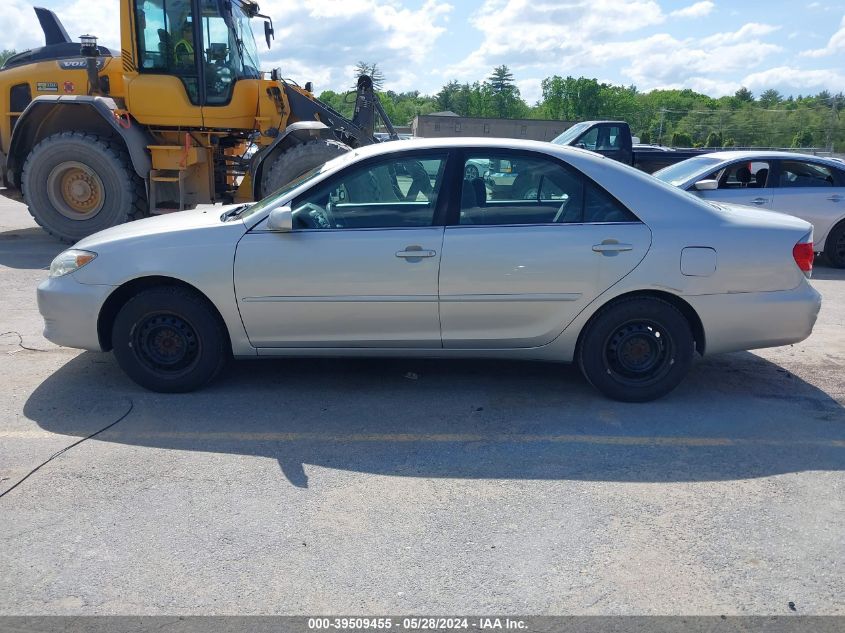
left=73, top=205, right=246, bottom=250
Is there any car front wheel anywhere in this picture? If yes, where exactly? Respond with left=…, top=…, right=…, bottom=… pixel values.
left=111, top=286, right=229, bottom=393
left=578, top=297, right=694, bottom=402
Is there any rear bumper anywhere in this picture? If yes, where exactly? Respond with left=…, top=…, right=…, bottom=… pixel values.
left=688, top=282, right=822, bottom=355
left=37, top=276, right=113, bottom=351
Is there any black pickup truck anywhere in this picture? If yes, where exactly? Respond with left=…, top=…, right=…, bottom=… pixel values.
left=551, top=121, right=713, bottom=173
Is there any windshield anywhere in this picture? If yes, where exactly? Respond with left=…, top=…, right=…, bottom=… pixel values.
left=653, top=156, right=724, bottom=186
left=237, top=151, right=358, bottom=221
left=551, top=122, right=592, bottom=146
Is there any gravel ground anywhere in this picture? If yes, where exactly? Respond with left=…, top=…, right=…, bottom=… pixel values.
left=0, top=194, right=842, bottom=615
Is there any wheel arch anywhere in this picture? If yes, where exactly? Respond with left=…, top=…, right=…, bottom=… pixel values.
left=6, top=96, right=153, bottom=189
left=97, top=275, right=231, bottom=353
left=575, top=289, right=706, bottom=359
left=249, top=121, right=335, bottom=199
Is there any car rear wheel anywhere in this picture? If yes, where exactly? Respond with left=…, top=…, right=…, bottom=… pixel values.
left=824, top=221, right=845, bottom=268
left=578, top=297, right=694, bottom=402
left=111, top=286, right=229, bottom=393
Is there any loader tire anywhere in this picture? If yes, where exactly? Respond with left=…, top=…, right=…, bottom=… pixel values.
left=21, top=132, right=146, bottom=243
left=261, top=139, right=351, bottom=197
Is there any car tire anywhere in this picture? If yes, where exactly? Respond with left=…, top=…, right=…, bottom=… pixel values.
left=465, top=164, right=479, bottom=180
left=824, top=221, right=845, bottom=268
left=578, top=297, right=694, bottom=402
left=111, top=286, right=229, bottom=393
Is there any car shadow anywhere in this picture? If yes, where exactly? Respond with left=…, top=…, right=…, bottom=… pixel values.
left=0, top=227, right=65, bottom=270
left=24, top=351, right=845, bottom=488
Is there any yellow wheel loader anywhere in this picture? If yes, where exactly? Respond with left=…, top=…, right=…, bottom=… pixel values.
left=0, top=2, right=396, bottom=242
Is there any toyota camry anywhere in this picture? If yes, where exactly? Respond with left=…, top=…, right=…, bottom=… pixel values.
left=38, top=138, right=821, bottom=401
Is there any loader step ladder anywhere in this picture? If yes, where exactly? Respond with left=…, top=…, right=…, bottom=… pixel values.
left=149, top=169, right=188, bottom=214
left=147, top=140, right=207, bottom=215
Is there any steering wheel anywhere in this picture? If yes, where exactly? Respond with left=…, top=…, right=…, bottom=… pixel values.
left=292, top=202, right=336, bottom=230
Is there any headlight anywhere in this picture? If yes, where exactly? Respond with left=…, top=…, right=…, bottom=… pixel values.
left=49, top=249, right=97, bottom=277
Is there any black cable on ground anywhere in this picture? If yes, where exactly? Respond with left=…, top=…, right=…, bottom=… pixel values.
left=0, top=330, right=51, bottom=352
left=0, top=398, right=134, bottom=500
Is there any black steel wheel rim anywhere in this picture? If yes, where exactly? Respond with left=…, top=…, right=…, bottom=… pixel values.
left=133, top=313, right=200, bottom=375
left=603, top=319, right=674, bottom=386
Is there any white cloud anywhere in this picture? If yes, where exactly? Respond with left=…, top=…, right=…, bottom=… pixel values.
left=446, top=0, right=665, bottom=80
left=801, top=15, right=845, bottom=57
left=516, top=78, right=543, bottom=105
left=5, top=0, right=121, bottom=51
left=670, top=1, right=715, bottom=19
left=742, top=65, right=845, bottom=94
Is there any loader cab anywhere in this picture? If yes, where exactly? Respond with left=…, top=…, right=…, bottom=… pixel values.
left=127, top=0, right=263, bottom=126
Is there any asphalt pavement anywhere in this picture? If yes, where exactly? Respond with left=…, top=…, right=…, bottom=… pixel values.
left=0, top=194, right=843, bottom=615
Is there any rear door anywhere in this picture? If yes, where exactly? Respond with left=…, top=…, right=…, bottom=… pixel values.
left=769, top=159, right=845, bottom=246
left=439, top=150, right=651, bottom=349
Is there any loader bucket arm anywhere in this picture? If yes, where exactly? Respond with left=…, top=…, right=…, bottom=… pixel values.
left=281, top=74, right=397, bottom=149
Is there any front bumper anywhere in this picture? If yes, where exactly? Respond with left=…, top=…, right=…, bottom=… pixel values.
left=688, top=281, right=822, bottom=356
left=37, top=275, right=114, bottom=351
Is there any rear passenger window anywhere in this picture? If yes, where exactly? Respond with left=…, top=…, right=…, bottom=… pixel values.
left=778, top=161, right=834, bottom=188
left=459, top=152, right=637, bottom=225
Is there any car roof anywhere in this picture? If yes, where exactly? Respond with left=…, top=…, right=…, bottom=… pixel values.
left=699, top=150, right=843, bottom=165
left=351, top=136, right=600, bottom=161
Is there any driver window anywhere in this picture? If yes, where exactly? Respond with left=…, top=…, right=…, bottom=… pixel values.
left=290, top=153, right=447, bottom=230
left=200, top=1, right=237, bottom=103
left=714, top=161, right=770, bottom=189
left=578, top=127, right=599, bottom=150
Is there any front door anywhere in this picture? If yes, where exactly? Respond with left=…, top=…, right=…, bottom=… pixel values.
left=440, top=150, right=652, bottom=348
left=234, top=152, right=450, bottom=348
left=128, top=0, right=204, bottom=126
left=697, top=159, right=774, bottom=209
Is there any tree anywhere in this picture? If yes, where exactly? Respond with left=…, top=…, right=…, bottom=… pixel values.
left=639, top=131, right=651, bottom=143
left=734, top=87, right=754, bottom=103
left=722, top=137, right=736, bottom=148
left=0, top=49, right=16, bottom=66
left=791, top=130, right=814, bottom=147
left=353, top=61, right=385, bottom=91
left=435, top=80, right=461, bottom=113
left=485, top=65, right=527, bottom=118
left=704, top=131, right=723, bottom=147
left=671, top=131, right=693, bottom=147
left=758, top=89, right=782, bottom=108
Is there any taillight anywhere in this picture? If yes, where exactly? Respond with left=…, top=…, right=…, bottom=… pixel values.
left=793, top=241, right=814, bottom=277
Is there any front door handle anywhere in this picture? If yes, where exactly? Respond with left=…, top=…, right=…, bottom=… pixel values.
left=592, top=242, right=633, bottom=254
left=828, top=195, right=843, bottom=202
left=751, top=197, right=769, bottom=205
left=396, top=245, right=436, bottom=259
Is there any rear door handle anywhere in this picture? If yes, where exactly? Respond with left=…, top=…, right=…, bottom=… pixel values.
left=396, top=246, right=436, bottom=259
left=828, top=195, right=843, bottom=202
left=751, top=197, right=769, bottom=205
left=592, top=242, right=633, bottom=254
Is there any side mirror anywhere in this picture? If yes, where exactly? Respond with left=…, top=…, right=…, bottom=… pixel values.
left=694, top=179, right=718, bottom=191
left=267, top=206, right=293, bottom=232
left=264, top=20, right=274, bottom=49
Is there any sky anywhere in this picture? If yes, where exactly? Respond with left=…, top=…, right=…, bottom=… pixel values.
left=4, top=0, right=845, bottom=104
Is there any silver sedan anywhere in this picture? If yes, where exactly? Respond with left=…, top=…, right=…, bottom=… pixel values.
left=654, top=151, right=845, bottom=267
left=38, top=138, right=821, bottom=401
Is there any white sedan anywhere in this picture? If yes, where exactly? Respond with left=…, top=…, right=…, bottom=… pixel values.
left=38, top=138, right=821, bottom=401
left=654, top=151, right=845, bottom=267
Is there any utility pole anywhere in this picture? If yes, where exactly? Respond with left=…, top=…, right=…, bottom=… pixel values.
left=658, top=108, right=665, bottom=145
left=827, top=96, right=838, bottom=152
